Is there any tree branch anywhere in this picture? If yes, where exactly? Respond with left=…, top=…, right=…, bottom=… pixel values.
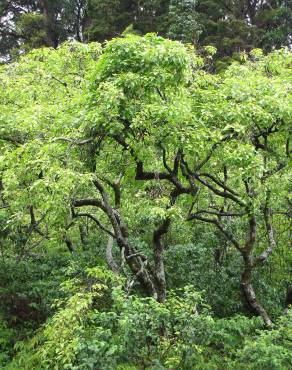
left=194, top=174, right=246, bottom=207
left=198, top=172, right=240, bottom=196
left=187, top=212, right=242, bottom=251
left=53, top=137, right=94, bottom=145
left=253, top=193, right=277, bottom=265
left=73, top=211, right=116, bottom=238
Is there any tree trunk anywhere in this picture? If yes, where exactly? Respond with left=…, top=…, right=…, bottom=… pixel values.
left=116, top=236, right=157, bottom=298
left=39, top=0, right=59, bottom=48
left=153, top=218, right=170, bottom=303
left=64, top=237, right=75, bottom=254
left=79, top=225, right=89, bottom=250
left=106, top=230, right=119, bottom=273
left=241, top=256, right=272, bottom=326
left=74, top=179, right=158, bottom=300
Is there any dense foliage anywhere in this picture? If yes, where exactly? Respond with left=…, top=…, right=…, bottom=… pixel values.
left=0, top=31, right=291, bottom=369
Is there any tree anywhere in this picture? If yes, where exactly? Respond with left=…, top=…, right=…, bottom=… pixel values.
left=0, top=0, right=87, bottom=61
left=1, top=36, right=291, bottom=326
left=168, top=0, right=202, bottom=44
left=86, top=37, right=291, bottom=324
left=196, top=0, right=292, bottom=68
left=83, top=0, right=170, bottom=42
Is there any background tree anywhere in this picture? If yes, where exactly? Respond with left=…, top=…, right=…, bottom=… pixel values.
left=196, top=0, right=292, bottom=68
left=1, top=0, right=291, bottom=64
left=83, top=0, right=170, bottom=42
left=0, top=0, right=86, bottom=61
left=167, top=0, right=202, bottom=44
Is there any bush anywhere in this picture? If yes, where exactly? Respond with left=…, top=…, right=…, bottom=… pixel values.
left=7, top=273, right=272, bottom=370
left=234, top=310, right=292, bottom=370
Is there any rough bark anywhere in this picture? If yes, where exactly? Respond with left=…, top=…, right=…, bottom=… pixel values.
left=106, top=228, right=119, bottom=273
left=240, top=213, right=272, bottom=326
left=241, top=254, right=272, bottom=326
left=153, top=218, right=171, bottom=302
